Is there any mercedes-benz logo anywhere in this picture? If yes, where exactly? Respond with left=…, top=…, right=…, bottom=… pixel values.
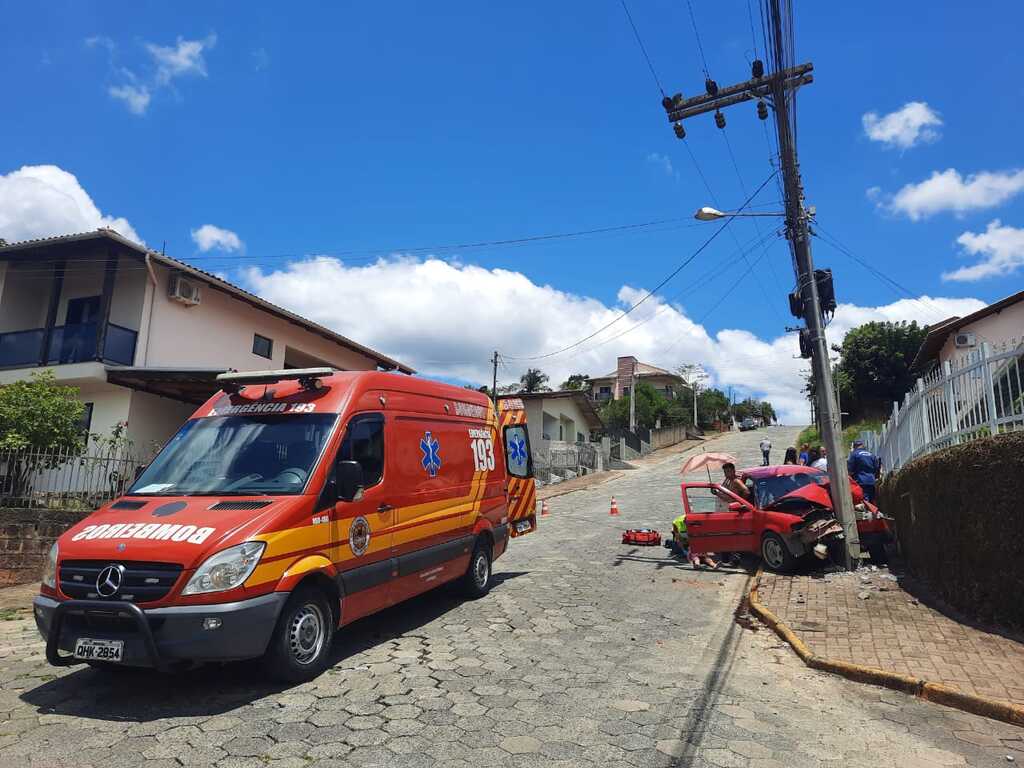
left=96, top=564, right=126, bottom=597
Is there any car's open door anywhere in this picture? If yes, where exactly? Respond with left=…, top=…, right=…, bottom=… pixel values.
left=680, top=483, right=758, bottom=554
left=498, top=398, right=536, bottom=537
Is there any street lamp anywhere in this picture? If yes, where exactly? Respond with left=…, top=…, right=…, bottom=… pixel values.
left=694, top=206, right=787, bottom=221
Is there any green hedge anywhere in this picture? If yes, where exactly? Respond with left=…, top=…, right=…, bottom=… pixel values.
left=878, top=431, right=1024, bottom=630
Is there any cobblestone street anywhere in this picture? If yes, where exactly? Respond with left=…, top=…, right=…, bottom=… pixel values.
left=1, top=427, right=1020, bottom=768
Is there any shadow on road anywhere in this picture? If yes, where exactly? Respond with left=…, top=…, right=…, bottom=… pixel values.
left=18, top=569, right=529, bottom=723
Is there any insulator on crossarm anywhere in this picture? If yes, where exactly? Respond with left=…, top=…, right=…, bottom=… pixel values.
left=705, top=78, right=718, bottom=96
left=662, top=96, right=673, bottom=112
left=757, top=100, right=769, bottom=120
left=752, top=59, right=765, bottom=79
left=714, top=110, right=726, bottom=129
left=672, top=92, right=684, bottom=108
left=673, top=122, right=686, bottom=139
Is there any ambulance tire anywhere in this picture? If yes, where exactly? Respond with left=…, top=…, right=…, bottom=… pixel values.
left=262, top=586, right=335, bottom=683
left=459, top=538, right=492, bottom=599
left=761, top=531, right=796, bottom=573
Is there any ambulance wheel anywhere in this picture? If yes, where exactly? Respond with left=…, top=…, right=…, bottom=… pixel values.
left=262, top=586, right=335, bottom=683
left=460, top=538, right=492, bottom=599
left=761, top=532, right=796, bottom=573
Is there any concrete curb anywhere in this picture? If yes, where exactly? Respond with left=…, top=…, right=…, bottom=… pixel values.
left=747, top=568, right=1024, bottom=728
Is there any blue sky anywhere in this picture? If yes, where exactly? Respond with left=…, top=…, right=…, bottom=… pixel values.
left=2, top=1, right=1022, bottom=420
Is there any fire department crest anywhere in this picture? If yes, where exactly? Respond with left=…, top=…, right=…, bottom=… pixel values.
left=349, top=516, right=371, bottom=557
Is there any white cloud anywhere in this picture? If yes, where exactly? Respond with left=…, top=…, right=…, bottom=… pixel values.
left=191, top=224, right=243, bottom=253
left=87, top=33, right=215, bottom=114
left=146, top=34, right=216, bottom=85
left=645, top=152, right=675, bottom=178
left=108, top=84, right=151, bottom=115
left=883, top=168, right=1024, bottom=220
left=239, top=255, right=984, bottom=424
left=0, top=165, right=140, bottom=244
left=943, top=220, right=1024, bottom=282
left=862, top=102, right=942, bottom=150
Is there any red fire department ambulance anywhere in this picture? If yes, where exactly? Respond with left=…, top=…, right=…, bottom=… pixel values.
left=33, top=369, right=537, bottom=681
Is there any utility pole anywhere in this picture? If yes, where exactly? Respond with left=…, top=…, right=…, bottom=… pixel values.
left=491, top=351, right=499, bottom=406
left=628, top=361, right=637, bottom=432
left=662, top=10, right=861, bottom=568
left=692, top=381, right=699, bottom=430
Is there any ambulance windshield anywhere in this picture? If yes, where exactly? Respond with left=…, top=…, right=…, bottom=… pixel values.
left=128, top=414, right=337, bottom=496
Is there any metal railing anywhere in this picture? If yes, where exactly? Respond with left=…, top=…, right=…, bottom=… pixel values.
left=861, top=340, right=1024, bottom=472
left=0, top=441, right=144, bottom=510
left=0, top=321, right=137, bottom=369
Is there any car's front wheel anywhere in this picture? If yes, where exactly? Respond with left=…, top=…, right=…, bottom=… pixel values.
left=261, top=586, right=335, bottom=683
left=761, top=532, right=796, bottom=572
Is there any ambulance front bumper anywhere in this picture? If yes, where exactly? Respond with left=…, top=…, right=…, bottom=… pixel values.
left=34, top=593, right=288, bottom=669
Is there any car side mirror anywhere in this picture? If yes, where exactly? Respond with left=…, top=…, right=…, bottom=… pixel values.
left=728, top=502, right=745, bottom=512
left=336, top=460, right=365, bottom=502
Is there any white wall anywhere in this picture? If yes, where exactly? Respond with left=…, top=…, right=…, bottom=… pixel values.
left=939, top=302, right=1024, bottom=367
left=524, top=396, right=596, bottom=447
left=125, top=390, right=194, bottom=457
left=142, top=263, right=380, bottom=372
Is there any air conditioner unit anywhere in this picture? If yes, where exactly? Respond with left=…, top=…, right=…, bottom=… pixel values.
left=954, top=332, right=976, bottom=348
left=168, top=273, right=201, bottom=306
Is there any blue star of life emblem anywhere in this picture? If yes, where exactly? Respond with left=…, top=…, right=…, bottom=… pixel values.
left=420, top=431, right=442, bottom=477
left=509, top=435, right=527, bottom=466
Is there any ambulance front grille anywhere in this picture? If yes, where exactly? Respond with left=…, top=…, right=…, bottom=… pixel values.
left=59, top=560, right=183, bottom=603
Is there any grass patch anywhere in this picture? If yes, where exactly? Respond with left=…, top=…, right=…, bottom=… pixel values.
left=0, top=608, right=24, bottom=621
left=795, top=420, right=883, bottom=453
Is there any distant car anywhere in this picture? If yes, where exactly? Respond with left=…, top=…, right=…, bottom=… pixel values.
left=739, top=418, right=757, bottom=431
left=680, top=465, right=893, bottom=571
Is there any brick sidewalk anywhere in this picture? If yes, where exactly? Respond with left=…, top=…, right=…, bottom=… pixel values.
left=758, top=566, right=1024, bottom=706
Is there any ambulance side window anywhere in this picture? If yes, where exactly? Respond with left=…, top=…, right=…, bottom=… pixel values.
left=338, top=414, right=385, bottom=488
left=503, top=424, right=533, bottom=479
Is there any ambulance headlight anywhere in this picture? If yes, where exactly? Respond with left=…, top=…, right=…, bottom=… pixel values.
left=183, top=542, right=265, bottom=595
left=41, top=542, right=58, bottom=589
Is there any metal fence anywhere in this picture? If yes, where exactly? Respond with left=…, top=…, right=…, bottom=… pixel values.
left=861, top=340, right=1024, bottom=472
left=533, top=442, right=602, bottom=485
left=0, top=442, right=143, bottom=510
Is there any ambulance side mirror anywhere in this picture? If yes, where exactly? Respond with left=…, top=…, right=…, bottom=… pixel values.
left=336, top=460, right=365, bottom=502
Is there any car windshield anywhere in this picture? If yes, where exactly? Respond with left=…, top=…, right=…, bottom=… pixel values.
left=751, top=470, right=824, bottom=507
left=128, top=414, right=337, bottom=496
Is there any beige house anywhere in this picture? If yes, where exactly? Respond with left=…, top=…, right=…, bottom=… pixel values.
left=0, top=229, right=411, bottom=454
left=912, top=290, right=1024, bottom=372
left=588, top=355, right=683, bottom=403
left=517, top=390, right=604, bottom=448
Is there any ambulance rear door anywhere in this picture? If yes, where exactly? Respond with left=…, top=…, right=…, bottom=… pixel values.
left=498, top=398, right=536, bottom=537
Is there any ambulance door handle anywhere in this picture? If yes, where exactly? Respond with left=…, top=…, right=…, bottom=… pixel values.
left=377, top=503, right=394, bottom=512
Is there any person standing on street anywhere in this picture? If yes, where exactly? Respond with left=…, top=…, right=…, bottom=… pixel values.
left=783, top=447, right=798, bottom=464
left=798, top=443, right=810, bottom=465
left=811, top=446, right=828, bottom=470
left=848, top=439, right=881, bottom=502
left=759, top=435, right=772, bottom=466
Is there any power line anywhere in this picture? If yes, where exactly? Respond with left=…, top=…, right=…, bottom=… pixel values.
left=618, top=0, right=665, bottom=96
left=684, top=0, right=711, bottom=78
left=503, top=170, right=778, bottom=361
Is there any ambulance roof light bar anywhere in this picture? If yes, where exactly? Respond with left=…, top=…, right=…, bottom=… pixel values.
left=216, top=367, right=335, bottom=393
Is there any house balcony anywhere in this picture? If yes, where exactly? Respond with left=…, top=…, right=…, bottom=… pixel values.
left=0, top=322, right=137, bottom=369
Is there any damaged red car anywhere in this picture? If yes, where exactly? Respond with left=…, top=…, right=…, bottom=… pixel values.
left=680, top=465, right=893, bottom=572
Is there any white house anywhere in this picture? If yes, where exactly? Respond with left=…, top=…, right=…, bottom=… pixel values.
left=0, top=229, right=412, bottom=455
left=516, top=390, right=604, bottom=448
left=911, top=289, right=1024, bottom=372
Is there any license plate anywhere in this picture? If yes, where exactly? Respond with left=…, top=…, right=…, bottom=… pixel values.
left=73, top=638, right=124, bottom=663
left=514, top=519, right=532, bottom=533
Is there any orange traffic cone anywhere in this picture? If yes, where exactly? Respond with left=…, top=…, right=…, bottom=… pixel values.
left=541, top=499, right=550, bottom=517
left=609, top=497, right=620, bottom=516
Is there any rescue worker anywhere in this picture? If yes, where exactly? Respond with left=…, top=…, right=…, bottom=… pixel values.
left=848, top=439, right=881, bottom=503
left=671, top=513, right=718, bottom=569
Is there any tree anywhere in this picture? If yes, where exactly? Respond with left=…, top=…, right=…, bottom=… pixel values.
left=599, top=382, right=692, bottom=431
left=518, top=368, right=551, bottom=393
left=696, top=388, right=730, bottom=429
left=0, top=371, right=86, bottom=502
left=833, top=321, right=928, bottom=420
left=0, top=370, right=85, bottom=452
left=560, top=374, right=590, bottom=391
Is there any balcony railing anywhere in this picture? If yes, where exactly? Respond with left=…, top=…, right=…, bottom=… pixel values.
left=0, top=322, right=137, bottom=369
